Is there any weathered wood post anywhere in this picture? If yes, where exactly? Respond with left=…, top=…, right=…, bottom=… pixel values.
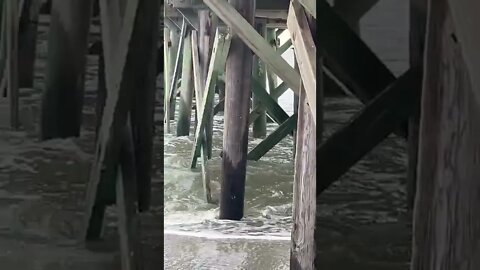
left=167, top=24, right=179, bottom=122
left=40, top=0, right=94, bottom=139
left=292, top=55, right=299, bottom=158
left=411, top=0, right=480, bottom=268
left=4, top=0, right=20, bottom=129
left=266, top=28, right=278, bottom=104
left=18, top=0, right=41, bottom=88
left=163, top=24, right=171, bottom=113
left=289, top=1, right=317, bottom=268
left=290, top=84, right=316, bottom=270
left=95, top=42, right=105, bottom=135
left=129, top=0, right=158, bottom=213
left=198, top=10, right=215, bottom=158
left=219, top=0, right=255, bottom=220
left=176, top=30, right=193, bottom=136
left=252, top=20, right=267, bottom=138
left=265, top=28, right=278, bottom=124
left=406, top=0, right=427, bottom=211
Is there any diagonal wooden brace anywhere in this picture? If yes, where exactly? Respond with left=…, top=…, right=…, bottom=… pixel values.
left=317, top=67, right=422, bottom=195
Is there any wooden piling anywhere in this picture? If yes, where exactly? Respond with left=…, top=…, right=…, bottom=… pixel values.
left=252, top=20, right=267, bottom=138
left=190, top=28, right=230, bottom=169
left=5, top=0, right=20, bottom=129
left=265, top=28, right=278, bottom=124
left=95, top=42, right=105, bottom=135
left=176, top=30, right=193, bottom=136
left=290, top=83, right=316, bottom=270
left=40, top=0, right=94, bottom=139
left=166, top=23, right=181, bottom=125
left=84, top=0, right=157, bottom=243
left=289, top=6, right=318, bottom=265
left=129, top=0, right=159, bottom=212
left=411, top=0, right=480, bottom=268
left=198, top=10, right=214, bottom=158
left=18, top=0, right=41, bottom=88
left=163, top=26, right=171, bottom=117
left=407, top=0, right=427, bottom=211
left=219, top=0, right=255, bottom=221
left=191, top=30, right=212, bottom=203
left=165, top=18, right=189, bottom=123
left=116, top=120, right=141, bottom=270
left=293, top=56, right=299, bottom=158
left=266, top=28, right=278, bottom=108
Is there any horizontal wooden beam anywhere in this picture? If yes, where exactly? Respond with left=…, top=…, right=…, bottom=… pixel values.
left=256, top=9, right=288, bottom=20
left=203, top=0, right=301, bottom=95
left=165, top=4, right=289, bottom=19
left=317, top=67, right=422, bottom=194
left=167, top=0, right=291, bottom=10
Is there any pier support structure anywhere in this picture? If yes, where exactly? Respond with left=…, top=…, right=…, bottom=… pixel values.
left=166, top=0, right=318, bottom=267
left=411, top=0, right=480, bottom=268
left=83, top=1, right=160, bottom=269
left=40, top=0, right=94, bottom=140
left=0, top=0, right=21, bottom=129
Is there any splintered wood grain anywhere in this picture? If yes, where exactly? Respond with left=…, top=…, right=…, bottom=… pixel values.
left=290, top=84, right=316, bottom=270
left=411, top=0, right=480, bottom=269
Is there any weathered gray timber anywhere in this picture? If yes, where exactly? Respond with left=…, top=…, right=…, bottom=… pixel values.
left=252, top=20, right=267, bottom=138
left=18, top=0, right=41, bottom=88
left=218, top=0, right=254, bottom=221
left=176, top=30, right=193, bottom=136
left=166, top=19, right=186, bottom=127
left=198, top=10, right=215, bottom=158
left=317, top=67, right=422, bottom=194
left=290, top=85, right=316, bottom=270
left=40, top=0, right=94, bottom=139
left=248, top=113, right=297, bottom=161
left=407, top=0, right=427, bottom=211
left=5, top=0, right=20, bottom=129
left=128, top=0, right=158, bottom=212
left=411, top=1, right=480, bottom=268
left=190, top=28, right=230, bottom=169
